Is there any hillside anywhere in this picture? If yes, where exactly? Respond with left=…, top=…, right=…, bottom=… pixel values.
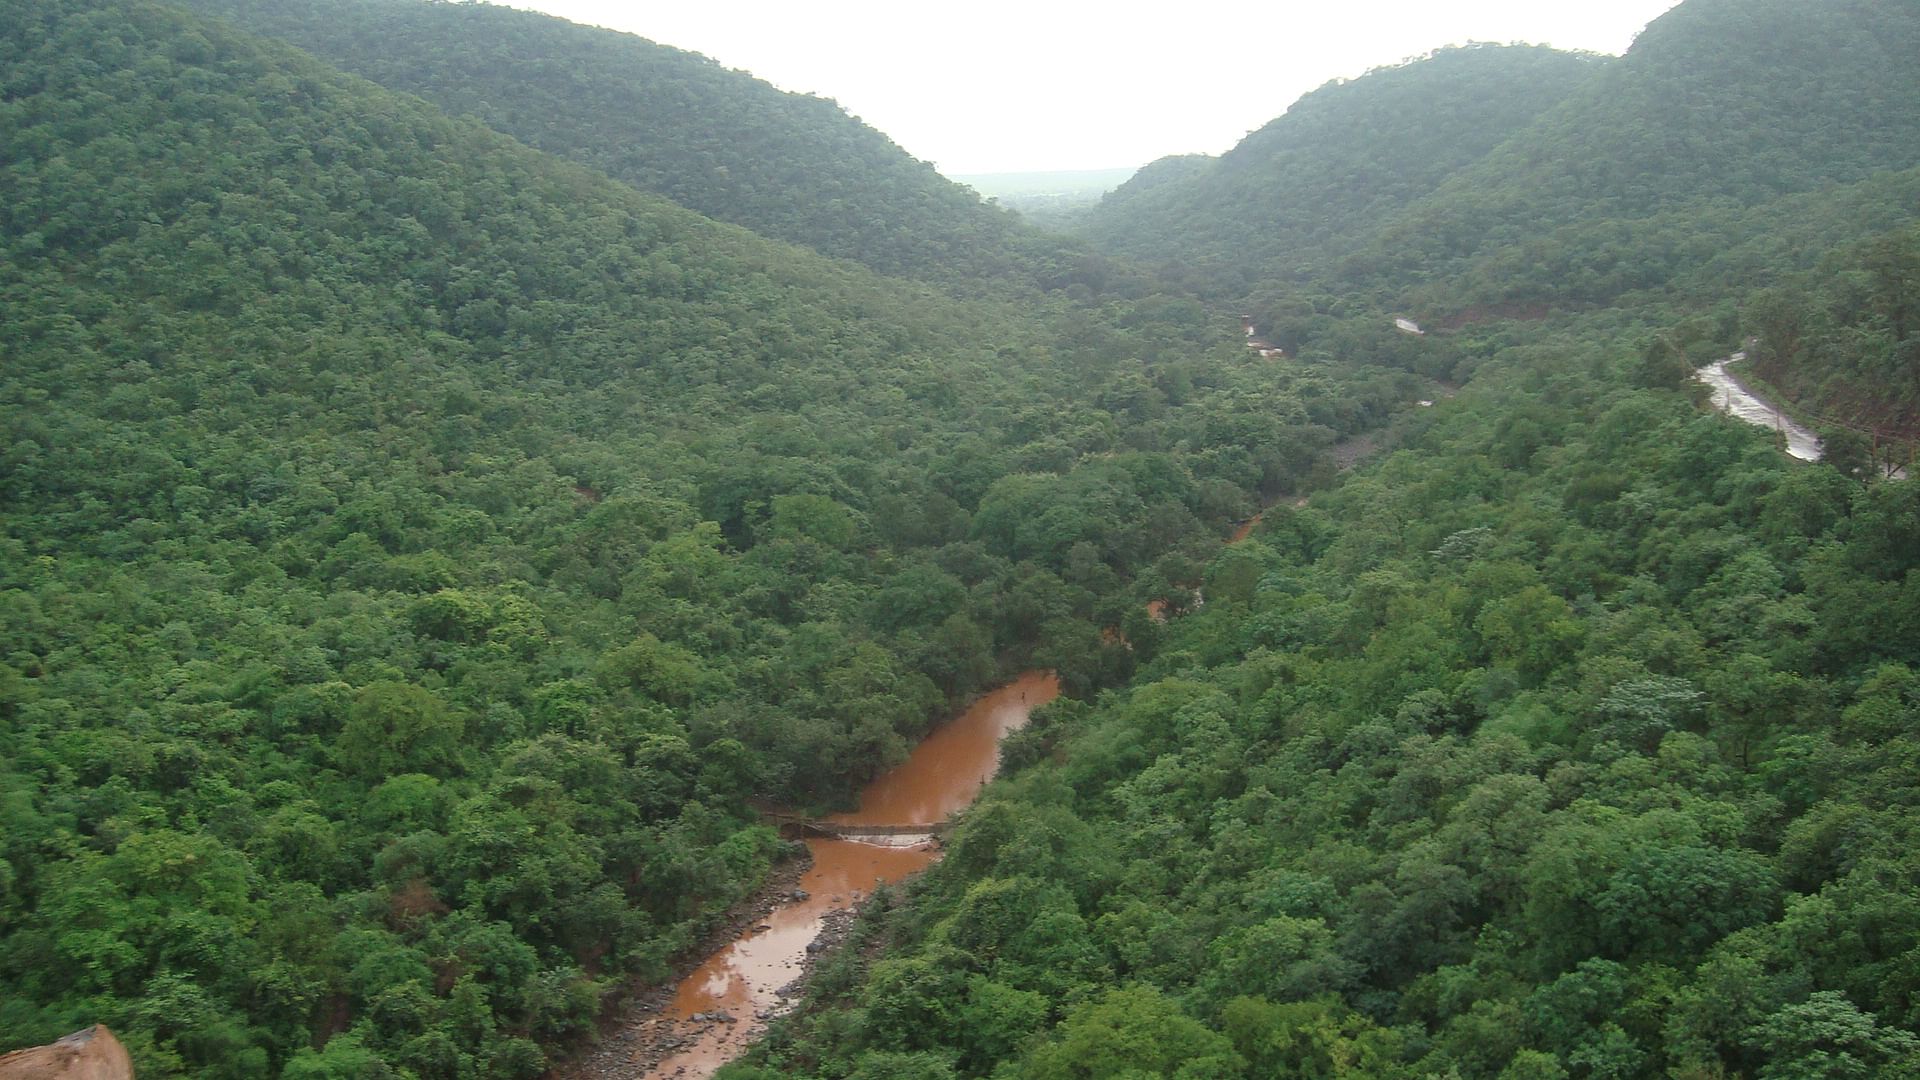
left=1085, top=1, right=1920, bottom=317
left=1360, top=0, right=1920, bottom=315
left=0, top=0, right=1417, bottom=1074
left=1745, top=223, right=1920, bottom=442
left=1426, top=0, right=1920, bottom=225
left=1078, top=45, right=1603, bottom=297
left=173, top=0, right=1127, bottom=295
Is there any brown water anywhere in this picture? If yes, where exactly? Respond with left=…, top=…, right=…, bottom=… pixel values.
left=642, top=671, right=1060, bottom=1079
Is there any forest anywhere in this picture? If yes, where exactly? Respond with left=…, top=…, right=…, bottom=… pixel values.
left=1746, top=226, right=1920, bottom=443
left=2, top=0, right=1918, bottom=1077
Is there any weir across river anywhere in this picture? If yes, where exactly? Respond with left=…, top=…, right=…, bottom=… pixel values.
left=758, top=811, right=950, bottom=841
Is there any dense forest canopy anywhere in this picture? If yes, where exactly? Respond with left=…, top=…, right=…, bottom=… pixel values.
left=4, top=0, right=1920, bottom=1077
left=737, top=315, right=1920, bottom=1080
left=0, top=0, right=1422, bottom=1074
left=1079, top=44, right=1602, bottom=298
left=1080, top=0, right=1920, bottom=428
left=1746, top=224, right=1920, bottom=441
left=1354, top=0, right=1920, bottom=322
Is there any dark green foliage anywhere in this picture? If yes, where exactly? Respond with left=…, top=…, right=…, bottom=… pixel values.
left=1081, top=45, right=1600, bottom=299
left=1443, top=0, right=1920, bottom=214
left=1392, top=0, right=1920, bottom=315
left=172, top=0, right=1132, bottom=296
left=0, top=0, right=1404, bottom=1073
left=1081, top=0, right=1920, bottom=334
left=1748, top=225, right=1920, bottom=443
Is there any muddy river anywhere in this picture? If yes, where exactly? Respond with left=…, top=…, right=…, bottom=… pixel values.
left=642, top=670, right=1061, bottom=1079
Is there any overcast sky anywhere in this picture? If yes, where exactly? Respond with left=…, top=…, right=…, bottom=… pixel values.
left=517, top=0, right=1684, bottom=176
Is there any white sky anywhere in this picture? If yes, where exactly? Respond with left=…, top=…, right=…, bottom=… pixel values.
left=516, top=0, right=1684, bottom=176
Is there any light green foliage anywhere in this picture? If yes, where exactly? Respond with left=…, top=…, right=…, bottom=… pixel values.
left=281, top=1032, right=396, bottom=1080
left=753, top=322, right=1920, bottom=1078
left=1017, top=986, right=1243, bottom=1080
left=1748, top=991, right=1920, bottom=1080
left=765, top=494, right=860, bottom=550
left=339, top=682, right=464, bottom=780
left=1219, top=996, right=1405, bottom=1079
left=1198, top=916, right=1354, bottom=1007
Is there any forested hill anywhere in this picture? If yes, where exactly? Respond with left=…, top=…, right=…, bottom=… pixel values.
left=0, top=0, right=1415, bottom=1073
left=1078, top=44, right=1601, bottom=297
left=1352, top=0, right=1920, bottom=312
left=1421, top=0, right=1920, bottom=225
left=1083, top=0, right=1920, bottom=319
left=172, top=0, right=1124, bottom=295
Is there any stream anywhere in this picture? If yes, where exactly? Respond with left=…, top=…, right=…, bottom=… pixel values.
left=635, top=671, right=1061, bottom=1079
left=1696, top=352, right=1823, bottom=461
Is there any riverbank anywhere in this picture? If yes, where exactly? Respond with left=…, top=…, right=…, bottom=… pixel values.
left=1696, top=352, right=1823, bottom=460
left=551, top=849, right=817, bottom=1080
left=555, top=674, right=1062, bottom=1080
left=1698, top=352, right=1914, bottom=479
left=562, top=898, right=861, bottom=1080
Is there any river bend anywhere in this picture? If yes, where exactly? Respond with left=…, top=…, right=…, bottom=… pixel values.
left=641, top=671, right=1060, bottom=1079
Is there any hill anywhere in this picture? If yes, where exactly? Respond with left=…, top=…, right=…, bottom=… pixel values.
left=1359, top=0, right=1920, bottom=315
left=1083, top=0, right=1920, bottom=314
left=172, top=0, right=1127, bottom=295
left=1078, top=44, right=1603, bottom=297
left=1429, top=0, right=1920, bottom=225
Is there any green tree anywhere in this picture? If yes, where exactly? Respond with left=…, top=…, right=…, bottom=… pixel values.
left=339, top=683, right=465, bottom=780
left=1748, top=991, right=1920, bottom=1080
left=1017, top=985, right=1244, bottom=1080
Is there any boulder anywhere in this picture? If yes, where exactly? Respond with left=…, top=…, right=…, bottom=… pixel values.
left=0, top=1027, right=135, bottom=1080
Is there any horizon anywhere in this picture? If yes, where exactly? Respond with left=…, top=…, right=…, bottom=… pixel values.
left=514, top=0, right=1684, bottom=175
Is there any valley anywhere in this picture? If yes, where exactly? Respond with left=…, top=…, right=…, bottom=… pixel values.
left=3, top=1, right=1919, bottom=1078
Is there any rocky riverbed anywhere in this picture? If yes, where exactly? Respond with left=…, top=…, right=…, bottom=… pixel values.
left=550, top=850, right=863, bottom=1080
